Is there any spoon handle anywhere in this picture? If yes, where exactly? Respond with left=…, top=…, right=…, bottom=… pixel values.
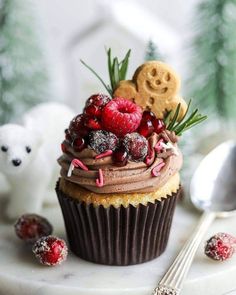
left=153, top=211, right=215, bottom=295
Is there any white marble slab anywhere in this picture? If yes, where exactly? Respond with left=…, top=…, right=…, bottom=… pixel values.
left=0, top=196, right=236, bottom=295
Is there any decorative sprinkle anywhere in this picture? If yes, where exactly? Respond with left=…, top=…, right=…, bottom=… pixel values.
left=151, top=160, right=165, bottom=177
left=96, top=169, right=104, bottom=187
left=95, top=150, right=113, bottom=159
left=154, top=138, right=164, bottom=153
left=67, top=158, right=89, bottom=177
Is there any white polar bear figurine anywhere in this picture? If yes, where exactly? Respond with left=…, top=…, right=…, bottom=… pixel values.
left=0, top=102, right=75, bottom=220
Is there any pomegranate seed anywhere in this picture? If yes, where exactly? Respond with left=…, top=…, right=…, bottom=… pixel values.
left=84, top=104, right=102, bottom=117
left=142, top=110, right=156, bottom=121
left=61, top=143, right=67, bottom=153
left=69, top=114, right=89, bottom=137
left=85, top=93, right=111, bottom=108
left=72, top=137, right=86, bottom=152
left=112, top=147, right=128, bottom=166
left=153, top=118, right=165, bottom=134
left=84, top=116, right=102, bottom=130
left=138, top=120, right=154, bottom=137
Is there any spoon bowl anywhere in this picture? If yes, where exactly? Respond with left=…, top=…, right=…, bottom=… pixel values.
left=190, top=140, right=236, bottom=217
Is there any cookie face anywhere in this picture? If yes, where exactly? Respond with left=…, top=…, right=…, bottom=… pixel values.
left=114, top=61, right=187, bottom=120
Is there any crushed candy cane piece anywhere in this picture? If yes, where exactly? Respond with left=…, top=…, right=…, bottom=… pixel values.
left=96, top=168, right=104, bottom=187
left=95, top=150, right=113, bottom=159
left=151, top=160, right=165, bottom=177
left=67, top=158, right=89, bottom=177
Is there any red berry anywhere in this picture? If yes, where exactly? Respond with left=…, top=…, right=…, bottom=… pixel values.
left=138, top=120, right=154, bottom=137
left=205, top=232, right=236, bottom=261
left=72, top=137, right=86, bottom=152
left=61, top=143, right=67, bottom=153
left=69, top=114, right=89, bottom=138
left=112, top=147, right=128, bottom=166
left=142, top=110, right=156, bottom=121
left=14, top=214, right=53, bottom=244
left=84, top=104, right=102, bottom=117
left=122, top=132, right=148, bottom=162
left=33, top=236, right=68, bottom=266
left=102, top=98, right=142, bottom=137
left=88, top=130, right=118, bottom=154
left=84, top=116, right=102, bottom=130
left=64, top=129, right=72, bottom=142
left=85, top=93, right=111, bottom=108
left=153, top=118, right=166, bottom=134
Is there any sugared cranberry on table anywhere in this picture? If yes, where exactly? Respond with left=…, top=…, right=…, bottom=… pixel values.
left=122, top=132, right=148, bottom=162
left=205, top=232, right=236, bottom=261
left=14, top=214, right=53, bottom=244
left=88, top=130, right=118, bottom=154
left=33, top=236, right=68, bottom=266
left=102, top=98, right=142, bottom=137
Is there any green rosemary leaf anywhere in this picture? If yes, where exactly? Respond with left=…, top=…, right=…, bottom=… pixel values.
left=167, top=103, right=181, bottom=130
left=113, top=57, right=120, bottom=88
left=174, top=108, right=199, bottom=133
left=80, top=59, right=113, bottom=96
left=178, top=116, right=207, bottom=134
left=163, top=110, right=172, bottom=125
left=107, top=48, right=114, bottom=90
left=119, top=49, right=131, bottom=80
left=173, top=99, right=192, bottom=129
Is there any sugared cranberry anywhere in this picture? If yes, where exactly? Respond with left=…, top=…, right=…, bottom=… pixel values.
left=153, top=118, right=165, bottom=134
left=88, top=130, right=118, bottom=154
left=112, top=147, right=128, bottom=166
left=69, top=114, right=89, bottom=138
left=33, top=236, right=68, bottom=266
left=102, top=98, right=142, bottom=137
left=122, top=132, right=148, bottom=162
left=14, top=214, right=53, bottom=244
left=84, top=116, right=102, bottom=130
left=138, top=120, right=154, bottom=137
left=72, top=137, right=86, bottom=152
left=85, top=93, right=111, bottom=108
left=205, top=232, right=236, bottom=261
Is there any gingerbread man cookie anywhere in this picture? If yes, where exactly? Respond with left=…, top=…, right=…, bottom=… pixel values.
left=114, top=61, right=187, bottom=120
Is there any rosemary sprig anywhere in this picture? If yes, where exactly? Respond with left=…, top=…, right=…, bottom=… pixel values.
left=166, top=100, right=207, bottom=135
left=80, top=48, right=131, bottom=97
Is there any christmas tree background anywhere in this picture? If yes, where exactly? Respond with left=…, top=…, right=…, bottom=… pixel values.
left=145, top=40, right=163, bottom=61
left=0, top=0, right=48, bottom=124
left=188, top=0, right=236, bottom=119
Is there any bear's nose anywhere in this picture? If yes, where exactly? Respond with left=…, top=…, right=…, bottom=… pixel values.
left=12, top=159, right=22, bottom=167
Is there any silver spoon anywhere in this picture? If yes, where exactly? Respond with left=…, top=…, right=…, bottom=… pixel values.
left=153, top=140, right=236, bottom=295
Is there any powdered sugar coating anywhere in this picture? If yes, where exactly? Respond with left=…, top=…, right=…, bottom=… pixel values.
left=122, top=132, right=148, bottom=162
left=88, top=130, right=118, bottom=154
left=32, top=236, right=68, bottom=266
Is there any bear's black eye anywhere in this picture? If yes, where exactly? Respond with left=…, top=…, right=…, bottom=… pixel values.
left=1, top=146, right=8, bottom=152
left=26, top=146, right=31, bottom=153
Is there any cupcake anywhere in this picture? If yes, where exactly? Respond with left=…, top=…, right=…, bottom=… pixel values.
left=56, top=50, right=206, bottom=265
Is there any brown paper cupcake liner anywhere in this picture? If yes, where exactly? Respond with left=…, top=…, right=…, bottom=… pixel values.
left=56, top=182, right=180, bottom=266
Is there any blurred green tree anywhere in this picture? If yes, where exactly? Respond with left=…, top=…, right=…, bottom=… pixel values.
left=0, top=0, right=47, bottom=124
left=189, top=0, right=236, bottom=118
left=145, top=40, right=163, bottom=61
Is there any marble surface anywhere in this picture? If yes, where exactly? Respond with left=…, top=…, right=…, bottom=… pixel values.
left=1, top=195, right=236, bottom=295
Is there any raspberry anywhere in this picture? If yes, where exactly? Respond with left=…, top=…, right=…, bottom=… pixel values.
left=205, top=232, right=236, bottom=261
left=33, top=236, right=68, bottom=266
left=112, top=147, right=128, bottom=166
left=122, top=132, right=148, bottom=162
left=14, top=214, right=53, bottom=244
left=72, top=137, right=86, bottom=152
left=102, top=98, right=142, bottom=137
left=69, top=114, right=89, bottom=138
left=88, top=130, right=118, bottom=154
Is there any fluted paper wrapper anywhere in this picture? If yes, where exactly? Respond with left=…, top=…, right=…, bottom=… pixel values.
left=56, top=183, right=180, bottom=265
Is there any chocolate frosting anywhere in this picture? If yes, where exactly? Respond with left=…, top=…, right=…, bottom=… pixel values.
left=58, top=133, right=183, bottom=194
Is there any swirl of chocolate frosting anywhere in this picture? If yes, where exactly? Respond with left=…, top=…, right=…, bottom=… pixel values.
left=58, top=133, right=182, bottom=194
